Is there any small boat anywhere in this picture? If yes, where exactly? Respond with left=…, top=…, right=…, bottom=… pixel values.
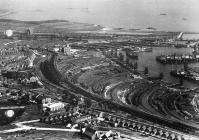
left=146, top=27, right=156, bottom=30
left=129, top=28, right=140, bottom=31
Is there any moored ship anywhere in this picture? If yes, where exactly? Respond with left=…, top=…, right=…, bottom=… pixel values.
left=138, top=46, right=153, bottom=52
left=126, top=51, right=138, bottom=59
left=156, top=54, right=199, bottom=64
left=170, top=69, right=199, bottom=84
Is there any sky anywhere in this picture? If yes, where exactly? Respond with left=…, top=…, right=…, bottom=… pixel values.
left=0, top=0, right=199, bottom=32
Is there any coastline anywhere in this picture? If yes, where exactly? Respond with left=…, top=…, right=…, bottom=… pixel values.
left=0, top=18, right=181, bottom=35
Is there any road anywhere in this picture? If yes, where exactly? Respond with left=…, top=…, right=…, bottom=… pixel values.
left=0, top=120, right=80, bottom=134
left=4, top=40, right=22, bottom=46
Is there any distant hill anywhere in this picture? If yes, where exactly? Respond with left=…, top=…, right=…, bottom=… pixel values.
left=0, top=19, right=103, bottom=33
left=0, top=19, right=68, bottom=23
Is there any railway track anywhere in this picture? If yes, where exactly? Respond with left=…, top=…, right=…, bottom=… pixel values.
left=36, top=52, right=199, bottom=137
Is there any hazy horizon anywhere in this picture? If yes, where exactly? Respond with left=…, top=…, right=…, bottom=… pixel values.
left=0, top=0, right=199, bottom=32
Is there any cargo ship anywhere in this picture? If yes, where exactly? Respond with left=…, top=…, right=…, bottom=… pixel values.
left=126, top=51, right=138, bottom=59
left=170, top=69, right=199, bottom=84
left=123, top=47, right=139, bottom=59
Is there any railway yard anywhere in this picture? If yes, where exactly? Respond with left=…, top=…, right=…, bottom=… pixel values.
left=0, top=20, right=199, bottom=140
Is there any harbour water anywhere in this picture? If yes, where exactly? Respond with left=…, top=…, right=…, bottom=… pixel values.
left=1, top=0, right=199, bottom=32
left=130, top=47, right=199, bottom=88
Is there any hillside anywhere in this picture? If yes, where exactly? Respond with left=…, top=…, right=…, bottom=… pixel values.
left=0, top=19, right=103, bottom=33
